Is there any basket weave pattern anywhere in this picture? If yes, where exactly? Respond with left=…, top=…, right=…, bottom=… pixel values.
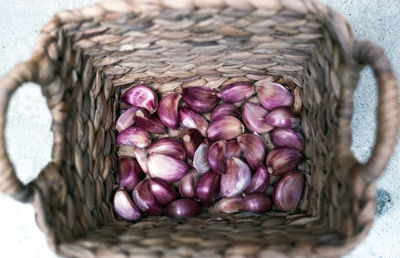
left=0, top=0, right=399, bottom=257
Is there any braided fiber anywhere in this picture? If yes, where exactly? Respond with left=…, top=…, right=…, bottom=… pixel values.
left=0, top=0, right=398, bottom=257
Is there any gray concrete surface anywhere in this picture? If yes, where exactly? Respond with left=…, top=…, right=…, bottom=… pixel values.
left=0, top=0, right=399, bottom=257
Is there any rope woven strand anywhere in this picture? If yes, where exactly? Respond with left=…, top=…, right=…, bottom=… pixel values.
left=0, top=0, right=398, bottom=257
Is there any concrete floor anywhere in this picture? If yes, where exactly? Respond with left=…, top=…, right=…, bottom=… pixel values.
left=0, top=0, right=399, bottom=257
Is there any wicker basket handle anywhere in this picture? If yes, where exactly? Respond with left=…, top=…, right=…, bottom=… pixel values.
left=0, top=54, right=53, bottom=202
left=353, top=40, right=400, bottom=182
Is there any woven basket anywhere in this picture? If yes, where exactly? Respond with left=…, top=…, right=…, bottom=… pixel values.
left=1, top=0, right=399, bottom=257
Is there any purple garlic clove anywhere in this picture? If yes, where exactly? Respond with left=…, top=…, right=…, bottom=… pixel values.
left=257, top=82, right=293, bottom=110
left=166, top=199, right=202, bottom=218
left=122, top=85, right=158, bottom=114
left=210, top=103, right=240, bottom=122
left=116, top=107, right=138, bottom=132
left=134, top=109, right=166, bottom=134
left=270, top=128, right=304, bottom=151
left=181, top=128, right=203, bottom=159
left=147, top=137, right=186, bottom=160
left=241, top=102, right=274, bottom=134
left=209, top=197, right=242, bottom=214
left=226, top=140, right=242, bottom=158
left=149, top=178, right=179, bottom=206
left=244, top=164, right=269, bottom=194
left=208, top=140, right=227, bottom=174
left=132, top=180, right=165, bottom=216
left=197, top=171, right=220, bottom=206
left=147, top=154, right=190, bottom=183
left=182, top=86, right=219, bottom=113
left=133, top=147, right=149, bottom=174
left=118, top=157, right=142, bottom=191
left=265, top=107, right=300, bottom=128
left=220, top=157, right=252, bottom=197
left=207, top=116, right=244, bottom=141
left=239, top=193, right=272, bottom=213
left=158, top=93, right=181, bottom=129
left=179, top=170, right=200, bottom=199
left=266, top=147, right=303, bottom=176
left=113, top=189, right=142, bottom=221
left=273, top=171, right=304, bottom=211
left=238, top=134, right=266, bottom=171
left=193, top=142, right=210, bottom=174
left=117, top=127, right=151, bottom=148
left=219, top=81, right=255, bottom=103
left=179, top=107, right=209, bottom=136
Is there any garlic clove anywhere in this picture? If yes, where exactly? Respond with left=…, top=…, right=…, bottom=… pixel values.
left=147, top=154, right=190, bottom=183
left=113, top=189, right=142, bottom=221
left=132, top=180, right=165, bottom=216
left=134, top=109, right=166, bottom=134
left=265, top=107, right=300, bottom=128
left=193, top=142, right=210, bottom=174
left=238, top=133, right=266, bottom=171
left=147, top=137, right=186, bottom=160
left=239, top=193, right=272, bottom=213
left=270, top=128, right=304, bottom=151
left=208, top=140, right=227, bottom=174
left=122, top=85, right=158, bottom=114
left=207, top=116, right=244, bottom=141
left=182, top=86, right=219, bottom=113
left=179, top=107, right=209, bottom=136
left=158, top=93, right=181, bottom=129
left=116, top=107, right=138, bottom=132
left=117, top=127, right=151, bottom=148
left=257, top=82, right=293, bottom=110
left=219, top=81, right=255, bottom=103
left=242, top=102, right=274, bottom=134
left=226, top=140, right=242, bottom=158
left=118, top=157, right=142, bottom=191
left=266, top=147, right=303, bottom=176
left=181, top=128, right=203, bottom=159
left=210, top=103, right=240, bottom=122
left=273, top=171, right=304, bottom=211
left=220, top=157, right=251, bottom=197
left=209, top=197, right=242, bottom=214
left=197, top=171, right=220, bottom=206
left=244, top=164, right=269, bottom=194
left=149, top=178, right=179, bottom=206
left=179, top=170, right=200, bottom=199
left=133, top=147, right=149, bottom=174
left=166, top=199, right=202, bottom=218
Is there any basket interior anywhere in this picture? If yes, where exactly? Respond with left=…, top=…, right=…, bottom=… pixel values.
left=38, top=6, right=361, bottom=257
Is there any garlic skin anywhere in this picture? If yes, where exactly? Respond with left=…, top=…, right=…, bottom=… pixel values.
left=265, top=107, right=300, bottom=128
left=239, top=193, right=272, bottom=213
left=158, top=93, right=181, bottom=129
left=118, top=158, right=142, bottom=191
left=220, top=157, right=252, bottom=197
left=132, top=180, right=165, bottom=216
left=149, top=178, right=179, bottom=206
left=193, top=142, right=210, bottom=174
left=197, top=171, right=220, bottom=206
left=209, top=197, right=242, bottom=214
left=181, top=129, right=203, bottom=159
left=147, top=154, right=190, bottom=183
left=113, top=189, right=142, bottom=221
left=270, top=128, right=304, bottom=151
left=166, top=199, right=202, bottom=218
left=182, top=86, right=219, bottom=113
left=147, top=137, right=186, bottom=160
left=208, top=140, right=227, bottom=174
left=242, top=102, right=274, bottom=134
left=179, top=170, right=200, bottom=199
left=266, top=147, right=303, bottom=176
left=122, top=85, right=158, bottom=114
left=207, top=116, right=244, bottom=141
left=219, top=81, right=255, bottom=103
left=257, top=82, right=293, bottom=110
left=244, top=164, right=269, bottom=194
left=117, top=127, right=151, bottom=148
left=179, top=107, right=209, bottom=136
left=116, top=107, right=138, bottom=132
left=273, top=171, right=304, bottom=211
left=238, top=134, right=266, bottom=171
left=210, top=103, right=240, bottom=122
